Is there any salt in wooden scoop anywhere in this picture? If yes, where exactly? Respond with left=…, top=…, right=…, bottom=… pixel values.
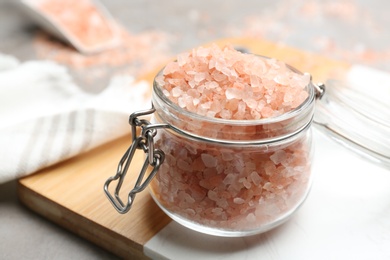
left=18, top=0, right=120, bottom=54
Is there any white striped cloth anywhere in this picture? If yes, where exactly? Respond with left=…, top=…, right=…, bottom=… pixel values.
left=0, top=54, right=150, bottom=183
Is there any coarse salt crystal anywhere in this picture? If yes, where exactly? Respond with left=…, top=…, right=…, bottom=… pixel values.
left=177, top=159, right=191, bottom=171
left=206, top=110, right=217, bottom=118
left=261, top=106, right=274, bottom=118
left=250, top=74, right=261, bottom=88
left=212, top=207, right=224, bottom=215
left=219, top=109, right=232, bottom=119
left=221, top=150, right=234, bottom=161
left=223, top=173, right=236, bottom=185
left=244, top=98, right=258, bottom=109
left=225, top=88, right=240, bottom=100
left=164, top=61, right=180, bottom=74
left=243, top=180, right=252, bottom=189
left=270, top=150, right=287, bottom=165
left=207, top=81, right=219, bottom=89
left=185, top=208, right=196, bottom=216
left=192, top=98, right=200, bottom=106
left=177, top=97, right=186, bottom=108
left=274, top=75, right=290, bottom=85
left=201, top=153, right=218, bottom=168
left=246, top=213, right=256, bottom=222
left=233, top=198, right=246, bottom=204
left=188, top=80, right=197, bottom=89
left=250, top=171, right=262, bottom=186
left=264, top=161, right=277, bottom=176
left=263, top=182, right=273, bottom=191
left=185, top=144, right=197, bottom=155
left=250, top=110, right=261, bottom=119
left=194, top=72, right=206, bottom=82
left=208, top=190, right=219, bottom=201
left=178, top=52, right=189, bottom=66
left=172, top=87, right=183, bottom=97
left=212, top=71, right=227, bottom=82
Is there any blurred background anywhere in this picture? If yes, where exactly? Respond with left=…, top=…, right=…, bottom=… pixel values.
left=1, top=0, right=389, bottom=259
left=1, top=0, right=390, bottom=92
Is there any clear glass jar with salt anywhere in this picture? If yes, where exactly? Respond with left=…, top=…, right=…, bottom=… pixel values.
left=104, top=44, right=390, bottom=237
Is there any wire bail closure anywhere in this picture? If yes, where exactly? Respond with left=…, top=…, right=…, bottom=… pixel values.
left=104, top=106, right=167, bottom=214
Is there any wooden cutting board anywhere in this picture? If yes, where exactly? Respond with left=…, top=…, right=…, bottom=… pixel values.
left=18, top=38, right=350, bottom=259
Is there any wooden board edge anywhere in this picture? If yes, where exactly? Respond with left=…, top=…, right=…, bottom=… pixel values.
left=17, top=181, right=150, bottom=260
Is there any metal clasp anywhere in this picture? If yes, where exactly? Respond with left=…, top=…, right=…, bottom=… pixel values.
left=305, top=72, right=326, bottom=99
left=104, top=106, right=167, bottom=214
left=314, top=82, right=326, bottom=99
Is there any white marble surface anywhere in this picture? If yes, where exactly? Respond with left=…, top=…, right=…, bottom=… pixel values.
left=144, top=129, right=390, bottom=260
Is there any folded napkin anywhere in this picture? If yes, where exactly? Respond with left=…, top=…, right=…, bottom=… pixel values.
left=0, top=53, right=150, bottom=184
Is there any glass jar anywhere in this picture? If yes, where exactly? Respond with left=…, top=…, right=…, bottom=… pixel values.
left=147, top=69, right=316, bottom=236
left=104, top=51, right=389, bottom=237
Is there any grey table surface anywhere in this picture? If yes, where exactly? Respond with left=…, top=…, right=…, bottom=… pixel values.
left=1, top=0, right=390, bottom=259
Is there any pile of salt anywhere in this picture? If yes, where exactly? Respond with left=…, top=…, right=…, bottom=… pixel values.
left=156, top=44, right=310, bottom=120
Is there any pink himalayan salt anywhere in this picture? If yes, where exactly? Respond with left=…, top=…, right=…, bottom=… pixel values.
left=157, top=44, right=310, bottom=120
left=201, top=153, right=218, bottom=168
left=150, top=130, right=311, bottom=231
left=149, top=44, right=312, bottom=233
left=38, top=0, right=115, bottom=48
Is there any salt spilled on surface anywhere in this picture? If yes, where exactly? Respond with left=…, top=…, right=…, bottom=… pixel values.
left=226, top=0, right=390, bottom=72
left=33, top=24, right=172, bottom=91
left=150, top=45, right=312, bottom=233
left=33, top=27, right=171, bottom=74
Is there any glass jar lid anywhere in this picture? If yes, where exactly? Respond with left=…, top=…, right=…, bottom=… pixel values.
left=314, top=79, right=390, bottom=168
